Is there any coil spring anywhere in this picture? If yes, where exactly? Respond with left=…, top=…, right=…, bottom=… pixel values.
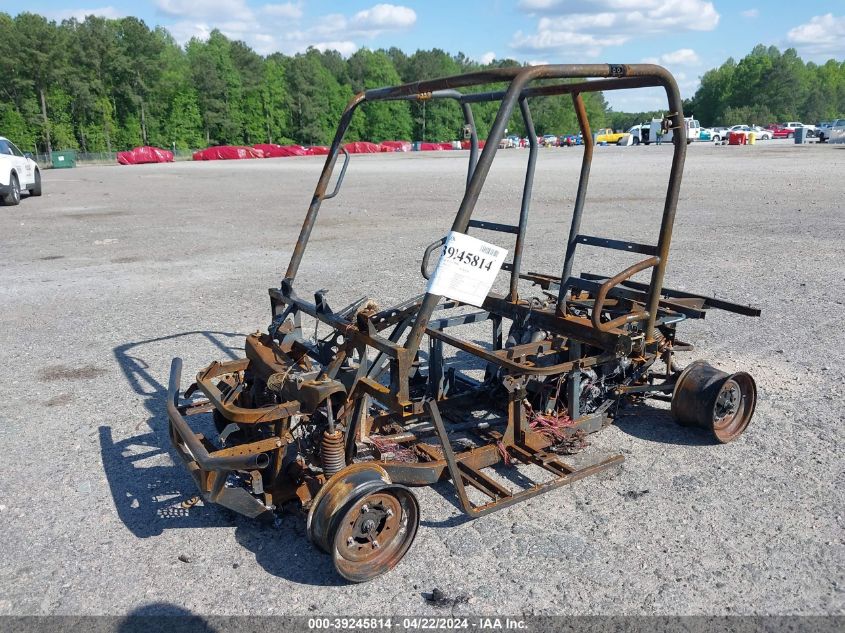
left=321, top=429, right=345, bottom=478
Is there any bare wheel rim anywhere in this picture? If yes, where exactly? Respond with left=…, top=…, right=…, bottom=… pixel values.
left=332, top=485, right=419, bottom=582
left=712, top=373, right=756, bottom=443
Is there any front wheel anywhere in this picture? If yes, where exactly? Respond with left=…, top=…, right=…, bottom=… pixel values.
left=2, top=173, right=20, bottom=206
left=29, top=170, right=42, bottom=196
left=787, top=132, right=794, bottom=139
left=308, top=463, right=420, bottom=583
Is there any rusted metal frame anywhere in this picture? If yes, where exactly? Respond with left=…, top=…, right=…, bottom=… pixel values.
left=363, top=65, right=656, bottom=102
left=167, top=358, right=270, bottom=472
left=510, top=97, right=538, bottom=302
left=426, top=326, right=617, bottom=376
left=591, top=256, right=660, bottom=333
left=461, top=102, right=479, bottom=187
left=273, top=286, right=418, bottom=404
left=558, top=92, right=594, bottom=311
left=643, top=74, right=687, bottom=343
left=366, top=316, right=414, bottom=383
left=286, top=65, right=671, bottom=287
left=482, top=294, right=634, bottom=354
left=467, top=219, right=519, bottom=234
left=424, top=399, right=623, bottom=517
left=194, top=359, right=301, bottom=424
left=459, top=76, right=663, bottom=104
left=575, top=234, right=658, bottom=256
left=567, top=276, right=706, bottom=320
left=578, top=273, right=762, bottom=317
left=269, top=288, right=404, bottom=360
left=381, top=89, right=479, bottom=186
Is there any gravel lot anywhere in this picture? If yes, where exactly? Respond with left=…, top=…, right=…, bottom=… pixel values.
left=0, top=140, right=842, bottom=617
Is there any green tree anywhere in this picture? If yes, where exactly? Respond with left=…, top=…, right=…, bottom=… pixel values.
left=347, top=49, right=412, bottom=141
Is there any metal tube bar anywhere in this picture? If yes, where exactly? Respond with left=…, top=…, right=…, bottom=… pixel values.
left=510, top=97, right=538, bottom=302
left=644, top=77, right=687, bottom=342
left=461, top=102, right=479, bottom=187
left=558, top=92, right=594, bottom=312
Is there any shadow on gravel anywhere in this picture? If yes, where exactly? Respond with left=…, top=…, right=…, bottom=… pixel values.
left=117, top=603, right=217, bottom=633
left=103, top=329, right=349, bottom=586
left=101, top=331, right=245, bottom=538
left=233, top=515, right=347, bottom=587
left=613, top=402, right=715, bottom=446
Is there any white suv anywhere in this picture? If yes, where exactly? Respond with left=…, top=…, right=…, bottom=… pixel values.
left=0, top=136, right=41, bottom=205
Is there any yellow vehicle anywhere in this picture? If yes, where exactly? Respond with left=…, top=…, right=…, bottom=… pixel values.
left=594, top=127, right=626, bottom=144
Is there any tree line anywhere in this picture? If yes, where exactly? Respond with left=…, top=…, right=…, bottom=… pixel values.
left=0, top=12, right=842, bottom=154
left=686, top=45, right=844, bottom=127
left=0, top=12, right=609, bottom=155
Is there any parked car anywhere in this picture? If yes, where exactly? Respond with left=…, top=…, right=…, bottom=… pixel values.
left=0, top=136, right=41, bottom=205
left=594, top=128, right=626, bottom=144
left=773, top=122, right=815, bottom=138
left=817, top=120, right=845, bottom=143
left=541, top=134, right=559, bottom=147
left=724, top=125, right=772, bottom=140
left=829, top=119, right=845, bottom=144
left=711, top=126, right=729, bottom=142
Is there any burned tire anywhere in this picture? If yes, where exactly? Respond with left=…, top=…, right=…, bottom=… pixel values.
left=307, top=463, right=420, bottom=582
left=670, top=360, right=757, bottom=443
left=3, top=174, right=20, bottom=206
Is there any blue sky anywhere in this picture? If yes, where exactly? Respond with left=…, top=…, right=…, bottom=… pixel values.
left=9, top=0, right=845, bottom=110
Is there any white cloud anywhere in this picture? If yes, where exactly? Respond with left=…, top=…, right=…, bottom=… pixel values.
left=741, top=8, right=759, bottom=18
left=480, top=51, right=497, bottom=64
left=164, top=3, right=416, bottom=57
left=48, top=6, right=124, bottom=20
left=312, top=41, right=359, bottom=57
left=787, top=13, right=845, bottom=58
left=512, top=0, right=719, bottom=56
left=511, top=28, right=628, bottom=56
left=260, top=2, right=303, bottom=19
left=156, top=0, right=248, bottom=19
left=351, top=4, right=416, bottom=29
left=655, top=48, right=700, bottom=65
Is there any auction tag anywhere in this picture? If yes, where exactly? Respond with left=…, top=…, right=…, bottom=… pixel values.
left=427, top=231, right=508, bottom=307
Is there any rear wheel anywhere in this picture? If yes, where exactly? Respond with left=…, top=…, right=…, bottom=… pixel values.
left=671, top=360, right=757, bottom=443
left=787, top=132, right=794, bottom=139
left=2, top=173, right=20, bottom=206
left=29, top=170, right=42, bottom=196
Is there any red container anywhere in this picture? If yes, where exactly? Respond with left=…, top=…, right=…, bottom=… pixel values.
left=728, top=132, right=746, bottom=145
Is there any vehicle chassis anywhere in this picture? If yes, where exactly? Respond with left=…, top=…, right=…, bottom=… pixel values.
left=167, top=64, right=760, bottom=581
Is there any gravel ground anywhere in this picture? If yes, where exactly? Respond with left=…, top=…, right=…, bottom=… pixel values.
left=0, top=139, right=842, bottom=617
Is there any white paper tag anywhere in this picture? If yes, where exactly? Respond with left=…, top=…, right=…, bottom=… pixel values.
left=426, top=231, right=508, bottom=307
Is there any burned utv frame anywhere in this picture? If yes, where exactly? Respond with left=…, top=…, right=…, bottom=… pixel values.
left=167, top=64, right=760, bottom=582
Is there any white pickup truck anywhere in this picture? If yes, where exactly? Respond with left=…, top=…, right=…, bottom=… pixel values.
left=0, top=136, right=42, bottom=205
left=817, top=119, right=845, bottom=143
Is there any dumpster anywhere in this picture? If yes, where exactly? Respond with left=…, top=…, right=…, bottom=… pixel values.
left=794, top=127, right=808, bottom=144
left=728, top=132, right=746, bottom=145
left=51, top=150, right=77, bottom=169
